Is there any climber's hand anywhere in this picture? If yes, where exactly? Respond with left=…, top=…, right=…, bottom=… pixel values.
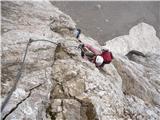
left=78, top=43, right=84, bottom=49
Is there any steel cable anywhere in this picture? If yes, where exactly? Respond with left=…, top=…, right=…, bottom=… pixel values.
left=1, top=39, right=31, bottom=112
left=1, top=38, right=62, bottom=112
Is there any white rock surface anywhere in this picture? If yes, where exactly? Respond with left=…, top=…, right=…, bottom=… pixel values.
left=103, top=22, right=160, bottom=55
left=1, top=1, right=160, bottom=120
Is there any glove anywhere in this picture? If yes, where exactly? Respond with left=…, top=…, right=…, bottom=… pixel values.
left=78, top=43, right=84, bottom=49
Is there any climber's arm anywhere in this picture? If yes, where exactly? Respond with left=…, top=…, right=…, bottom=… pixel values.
left=84, top=44, right=101, bottom=55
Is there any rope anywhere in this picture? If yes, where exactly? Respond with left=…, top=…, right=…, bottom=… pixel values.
left=1, top=38, right=60, bottom=112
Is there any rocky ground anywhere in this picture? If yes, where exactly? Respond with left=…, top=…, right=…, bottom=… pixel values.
left=52, top=1, right=160, bottom=45
left=1, top=1, right=160, bottom=120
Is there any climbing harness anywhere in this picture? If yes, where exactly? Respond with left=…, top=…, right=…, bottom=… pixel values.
left=1, top=38, right=78, bottom=112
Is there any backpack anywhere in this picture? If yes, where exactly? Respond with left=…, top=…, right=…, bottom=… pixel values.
left=101, top=50, right=113, bottom=64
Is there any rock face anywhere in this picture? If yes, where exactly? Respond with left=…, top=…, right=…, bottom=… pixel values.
left=103, top=22, right=160, bottom=55
left=1, top=1, right=160, bottom=120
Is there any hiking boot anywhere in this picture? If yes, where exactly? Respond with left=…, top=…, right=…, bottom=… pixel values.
left=74, top=28, right=81, bottom=38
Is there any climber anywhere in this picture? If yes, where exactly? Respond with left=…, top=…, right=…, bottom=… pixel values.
left=73, top=28, right=113, bottom=68
left=78, top=43, right=113, bottom=68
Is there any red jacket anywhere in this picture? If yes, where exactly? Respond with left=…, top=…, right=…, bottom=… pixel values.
left=98, top=50, right=113, bottom=67
left=84, top=44, right=113, bottom=67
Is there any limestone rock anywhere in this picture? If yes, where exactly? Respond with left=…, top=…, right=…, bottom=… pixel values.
left=1, top=1, right=75, bottom=119
left=1, top=1, right=160, bottom=120
left=103, top=22, right=160, bottom=55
